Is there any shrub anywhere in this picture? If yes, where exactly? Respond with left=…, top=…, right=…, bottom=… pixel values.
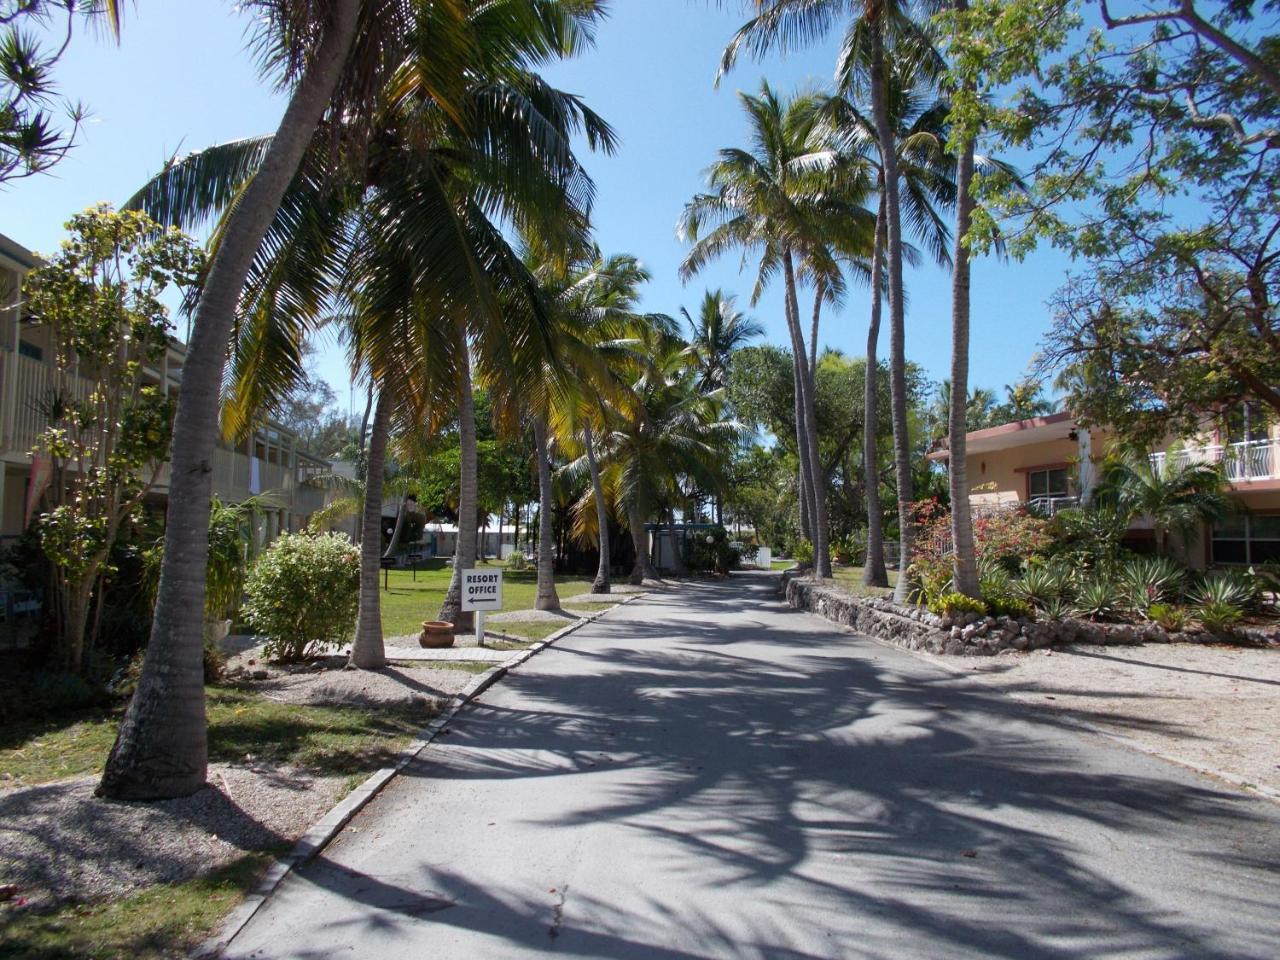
left=1072, top=579, right=1124, bottom=621
left=1196, top=600, right=1244, bottom=635
left=242, top=532, right=360, bottom=662
left=1146, top=603, right=1191, bottom=632
left=928, top=592, right=988, bottom=618
left=907, top=555, right=953, bottom=607
left=505, top=552, right=528, bottom=572
left=793, top=539, right=814, bottom=566
left=687, top=526, right=739, bottom=574
left=978, top=562, right=1015, bottom=602
left=831, top=529, right=867, bottom=566
left=1047, top=504, right=1132, bottom=573
left=987, top=596, right=1035, bottom=619
left=1120, top=556, right=1186, bottom=612
left=1191, top=571, right=1257, bottom=611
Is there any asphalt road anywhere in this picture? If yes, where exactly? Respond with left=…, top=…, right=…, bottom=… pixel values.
left=225, top=575, right=1280, bottom=959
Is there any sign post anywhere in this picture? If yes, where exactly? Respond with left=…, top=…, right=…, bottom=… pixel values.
left=461, top=568, right=503, bottom=647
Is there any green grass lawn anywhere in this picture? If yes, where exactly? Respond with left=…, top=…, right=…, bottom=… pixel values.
left=0, top=687, right=433, bottom=788
left=830, top=565, right=898, bottom=598
left=376, top=560, right=595, bottom=637
left=1, top=853, right=277, bottom=960
left=771, top=558, right=796, bottom=570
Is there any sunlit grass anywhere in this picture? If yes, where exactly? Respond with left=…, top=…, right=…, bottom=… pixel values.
left=374, top=560, right=595, bottom=637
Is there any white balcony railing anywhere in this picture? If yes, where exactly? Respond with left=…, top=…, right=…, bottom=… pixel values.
left=1150, top=439, right=1278, bottom=483
left=1026, top=495, right=1080, bottom=517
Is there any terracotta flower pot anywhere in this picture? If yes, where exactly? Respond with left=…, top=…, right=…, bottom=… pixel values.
left=419, top=621, right=455, bottom=648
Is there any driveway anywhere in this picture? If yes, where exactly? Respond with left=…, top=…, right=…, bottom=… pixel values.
left=225, top=574, right=1280, bottom=959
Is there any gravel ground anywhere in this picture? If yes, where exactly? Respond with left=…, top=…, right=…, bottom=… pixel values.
left=958, top=643, right=1280, bottom=794
left=1, top=661, right=472, bottom=910
left=229, top=653, right=474, bottom=705
left=0, top=763, right=342, bottom=909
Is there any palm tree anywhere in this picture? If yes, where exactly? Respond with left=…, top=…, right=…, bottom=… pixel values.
left=102, top=0, right=611, bottom=800
left=679, top=84, right=872, bottom=579
left=684, top=290, right=765, bottom=392
left=820, top=55, right=956, bottom=587
left=718, top=0, right=941, bottom=601
left=1095, top=455, right=1232, bottom=558
left=538, top=251, right=656, bottom=594
left=98, top=0, right=416, bottom=801
left=593, top=326, right=739, bottom=584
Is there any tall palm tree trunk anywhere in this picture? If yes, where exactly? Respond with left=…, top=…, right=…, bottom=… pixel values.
left=863, top=203, right=890, bottom=587
left=948, top=85, right=980, bottom=599
left=627, top=499, right=658, bottom=584
left=868, top=31, right=914, bottom=604
left=99, top=0, right=361, bottom=801
left=791, top=350, right=814, bottom=542
left=533, top=416, right=561, bottom=610
left=439, top=343, right=477, bottom=631
left=783, top=249, right=831, bottom=578
left=584, top=423, right=611, bottom=593
left=351, top=391, right=390, bottom=669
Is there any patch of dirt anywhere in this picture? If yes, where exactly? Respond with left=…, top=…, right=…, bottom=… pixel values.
left=1, top=659, right=472, bottom=911
left=961, top=643, right=1280, bottom=794
left=225, top=653, right=474, bottom=706
left=0, top=763, right=341, bottom=910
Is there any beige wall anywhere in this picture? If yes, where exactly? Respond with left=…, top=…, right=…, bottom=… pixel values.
left=968, top=436, right=1089, bottom=505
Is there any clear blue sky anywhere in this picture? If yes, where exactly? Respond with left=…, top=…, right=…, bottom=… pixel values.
left=3, top=0, right=1074, bottom=421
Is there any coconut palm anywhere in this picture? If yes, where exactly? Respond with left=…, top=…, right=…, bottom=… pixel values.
left=535, top=251, right=657, bottom=594
left=684, top=290, right=765, bottom=392
left=1095, top=455, right=1232, bottom=558
left=593, top=325, right=740, bottom=584
left=102, top=0, right=611, bottom=800
left=819, top=54, right=956, bottom=587
left=719, top=0, right=942, bottom=600
left=679, top=83, right=873, bottom=579
left=98, top=0, right=428, bottom=801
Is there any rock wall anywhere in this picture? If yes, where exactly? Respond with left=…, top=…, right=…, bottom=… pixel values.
left=779, top=571, right=1276, bottom=655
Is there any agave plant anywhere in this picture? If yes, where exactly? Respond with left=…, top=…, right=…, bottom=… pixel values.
left=1191, top=572, right=1258, bottom=611
left=1072, top=579, right=1124, bottom=622
left=1039, top=594, right=1072, bottom=621
left=1017, top=564, right=1072, bottom=607
left=1120, top=556, right=1186, bottom=612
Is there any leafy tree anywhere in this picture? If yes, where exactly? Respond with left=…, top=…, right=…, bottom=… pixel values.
left=0, top=0, right=121, bottom=182
left=947, top=0, right=1280, bottom=446
left=23, top=206, right=203, bottom=675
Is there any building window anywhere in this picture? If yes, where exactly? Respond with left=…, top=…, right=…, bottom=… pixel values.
left=17, top=340, right=42, bottom=361
left=1211, top=515, right=1280, bottom=565
left=1028, top=467, right=1069, bottom=499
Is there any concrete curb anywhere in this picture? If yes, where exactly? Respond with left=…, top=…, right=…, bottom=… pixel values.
left=782, top=592, right=1280, bottom=806
left=196, top=592, right=647, bottom=959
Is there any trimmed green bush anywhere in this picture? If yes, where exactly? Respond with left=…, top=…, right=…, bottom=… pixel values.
left=929, top=592, right=988, bottom=618
left=987, top=596, right=1034, bottom=620
left=242, top=532, right=360, bottom=662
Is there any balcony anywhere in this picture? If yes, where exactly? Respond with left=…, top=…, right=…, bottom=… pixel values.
left=1150, top=440, right=1279, bottom=484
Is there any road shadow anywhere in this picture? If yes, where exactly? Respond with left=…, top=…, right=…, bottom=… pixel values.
left=262, top=577, right=1279, bottom=959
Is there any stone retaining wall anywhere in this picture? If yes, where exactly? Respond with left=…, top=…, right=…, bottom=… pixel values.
left=779, top=571, right=1278, bottom=655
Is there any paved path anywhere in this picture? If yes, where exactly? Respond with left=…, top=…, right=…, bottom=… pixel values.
left=225, top=575, right=1280, bottom=959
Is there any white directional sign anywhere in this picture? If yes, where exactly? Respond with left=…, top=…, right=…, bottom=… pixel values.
left=461, top=569, right=503, bottom=612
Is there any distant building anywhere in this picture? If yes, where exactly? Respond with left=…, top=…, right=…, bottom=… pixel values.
left=929, top=409, right=1280, bottom=568
left=0, top=231, right=331, bottom=543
